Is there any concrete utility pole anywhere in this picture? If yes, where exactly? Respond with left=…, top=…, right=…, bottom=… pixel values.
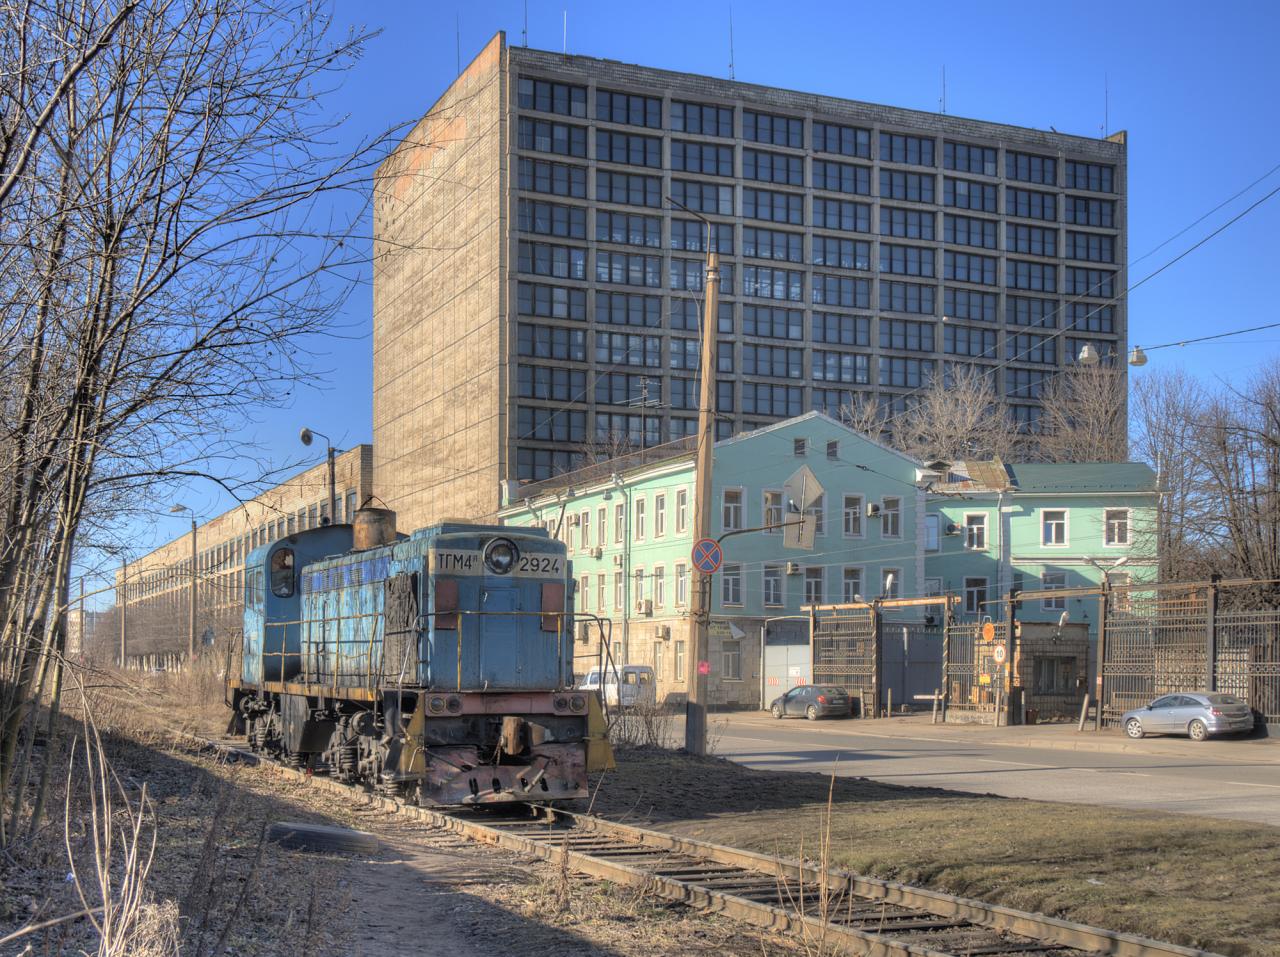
left=681, top=204, right=720, bottom=756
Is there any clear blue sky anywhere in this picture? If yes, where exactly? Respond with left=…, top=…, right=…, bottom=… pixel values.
left=125, top=0, right=1280, bottom=571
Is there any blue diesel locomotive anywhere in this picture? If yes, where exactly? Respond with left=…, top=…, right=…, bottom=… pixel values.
left=228, top=508, right=612, bottom=805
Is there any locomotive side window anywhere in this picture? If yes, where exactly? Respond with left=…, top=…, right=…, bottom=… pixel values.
left=270, top=548, right=295, bottom=597
left=245, top=568, right=265, bottom=609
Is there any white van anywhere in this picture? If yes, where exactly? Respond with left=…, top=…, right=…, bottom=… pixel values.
left=578, top=665, right=657, bottom=708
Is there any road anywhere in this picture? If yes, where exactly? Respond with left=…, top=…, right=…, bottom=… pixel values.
left=707, top=713, right=1280, bottom=826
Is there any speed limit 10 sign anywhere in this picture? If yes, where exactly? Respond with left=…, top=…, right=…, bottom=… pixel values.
left=992, top=643, right=1007, bottom=665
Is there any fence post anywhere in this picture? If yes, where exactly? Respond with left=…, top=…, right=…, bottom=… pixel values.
left=1006, top=588, right=1020, bottom=726
left=941, top=601, right=953, bottom=722
left=1205, top=576, right=1220, bottom=692
left=1094, top=582, right=1108, bottom=731
left=871, top=602, right=882, bottom=718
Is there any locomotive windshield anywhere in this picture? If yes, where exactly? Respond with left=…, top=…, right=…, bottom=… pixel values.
left=270, top=548, right=295, bottom=597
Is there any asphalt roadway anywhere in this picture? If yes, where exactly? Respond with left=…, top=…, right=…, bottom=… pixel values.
left=704, top=712, right=1280, bottom=826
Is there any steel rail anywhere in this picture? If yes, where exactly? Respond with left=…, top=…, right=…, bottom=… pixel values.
left=187, top=733, right=1221, bottom=957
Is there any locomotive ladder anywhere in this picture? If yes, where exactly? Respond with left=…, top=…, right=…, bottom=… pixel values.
left=195, top=734, right=1220, bottom=957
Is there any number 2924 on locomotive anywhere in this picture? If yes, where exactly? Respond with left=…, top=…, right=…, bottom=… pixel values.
left=227, top=508, right=613, bottom=805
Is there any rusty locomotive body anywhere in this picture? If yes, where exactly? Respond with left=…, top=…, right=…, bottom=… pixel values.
left=228, top=509, right=611, bottom=805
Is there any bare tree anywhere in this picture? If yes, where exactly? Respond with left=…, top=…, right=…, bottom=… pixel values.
left=836, top=392, right=890, bottom=443
left=1130, top=369, right=1209, bottom=580
left=892, top=365, right=1017, bottom=464
left=0, top=0, right=387, bottom=846
left=1038, top=363, right=1128, bottom=462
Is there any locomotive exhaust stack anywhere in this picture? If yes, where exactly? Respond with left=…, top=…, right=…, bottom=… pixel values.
left=351, top=506, right=397, bottom=550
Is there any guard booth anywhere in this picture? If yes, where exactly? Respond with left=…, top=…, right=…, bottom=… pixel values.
left=808, top=596, right=958, bottom=717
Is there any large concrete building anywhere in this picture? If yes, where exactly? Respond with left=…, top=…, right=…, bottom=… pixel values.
left=374, top=32, right=1128, bottom=530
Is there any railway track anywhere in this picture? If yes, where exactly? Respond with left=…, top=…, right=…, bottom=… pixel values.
left=194, top=734, right=1220, bottom=957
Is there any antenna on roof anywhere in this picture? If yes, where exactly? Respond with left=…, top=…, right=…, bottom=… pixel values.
left=562, top=9, right=567, bottom=56
left=522, top=0, right=528, bottom=46
left=1103, top=71, right=1109, bottom=137
left=728, top=4, right=736, bottom=80
left=940, top=65, right=946, bottom=114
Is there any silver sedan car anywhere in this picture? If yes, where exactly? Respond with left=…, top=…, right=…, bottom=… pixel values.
left=1122, top=693, right=1254, bottom=741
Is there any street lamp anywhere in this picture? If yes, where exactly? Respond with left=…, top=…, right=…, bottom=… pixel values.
left=1077, top=343, right=1100, bottom=366
left=1085, top=554, right=1129, bottom=587
left=299, top=427, right=338, bottom=525
left=169, top=503, right=198, bottom=660
left=1128, top=345, right=1148, bottom=367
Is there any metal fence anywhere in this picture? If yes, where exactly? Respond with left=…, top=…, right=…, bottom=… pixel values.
left=1098, top=581, right=1280, bottom=726
left=942, top=619, right=1007, bottom=720
left=811, top=606, right=878, bottom=714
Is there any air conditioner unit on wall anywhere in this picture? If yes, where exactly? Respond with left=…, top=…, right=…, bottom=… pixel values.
left=612, top=554, right=623, bottom=566
left=569, top=514, right=581, bottom=526
left=945, top=523, right=961, bottom=536
left=591, top=546, right=603, bottom=559
left=656, top=624, right=671, bottom=640
left=639, top=599, right=653, bottom=616
left=785, top=562, right=801, bottom=575
left=866, top=503, right=882, bottom=518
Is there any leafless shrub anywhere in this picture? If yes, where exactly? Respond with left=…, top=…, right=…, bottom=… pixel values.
left=609, top=700, right=678, bottom=750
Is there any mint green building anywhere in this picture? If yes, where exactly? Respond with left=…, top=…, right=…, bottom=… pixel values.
left=499, top=413, right=930, bottom=707
left=500, top=412, right=1159, bottom=710
left=925, top=461, right=1158, bottom=626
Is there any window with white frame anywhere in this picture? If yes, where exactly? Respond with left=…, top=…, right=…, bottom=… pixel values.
left=804, top=567, right=824, bottom=604
left=722, top=488, right=743, bottom=530
left=764, top=490, right=783, bottom=532
left=964, top=576, right=988, bottom=614
left=811, top=493, right=826, bottom=535
left=763, top=565, right=784, bottom=606
left=842, top=567, right=863, bottom=603
left=924, top=514, right=940, bottom=551
left=580, top=510, right=591, bottom=549
left=843, top=495, right=863, bottom=537
left=654, top=494, right=667, bottom=537
left=964, top=512, right=987, bottom=550
left=675, top=562, right=688, bottom=605
left=1104, top=508, right=1129, bottom=546
left=597, top=574, right=606, bottom=611
left=1042, top=570, right=1067, bottom=610
left=634, top=567, right=646, bottom=608
left=653, top=565, right=666, bottom=606
left=634, top=497, right=647, bottom=540
left=580, top=574, right=589, bottom=610
left=923, top=576, right=943, bottom=596
left=597, top=506, right=607, bottom=546
left=674, top=640, right=685, bottom=681
left=614, top=571, right=624, bottom=609
left=676, top=488, right=689, bottom=533
left=653, top=643, right=664, bottom=679
left=881, top=567, right=902, bottom=599
left=1042, top=509, right=1067, bottom=546
left=722, top=640, right=742, bottom=680
left=722, top=562, right=743, bottom=605
left=615, top=503, right=625, bottom=541
left=882, top=496, right=901, bottom=537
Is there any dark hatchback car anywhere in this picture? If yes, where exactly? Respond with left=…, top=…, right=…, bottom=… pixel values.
left=769, top=685, right=851, bottom=720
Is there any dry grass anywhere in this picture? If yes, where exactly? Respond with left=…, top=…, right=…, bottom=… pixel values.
left=588, top=748, right=1280, bottom=957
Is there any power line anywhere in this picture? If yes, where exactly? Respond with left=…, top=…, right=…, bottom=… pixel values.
left=1142, top=320, right=1280, bottom=353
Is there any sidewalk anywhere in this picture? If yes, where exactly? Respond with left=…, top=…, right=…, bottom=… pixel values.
left=742, top=710, right=1280, bottom=761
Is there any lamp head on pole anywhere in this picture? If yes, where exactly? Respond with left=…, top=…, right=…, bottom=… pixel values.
left=1077, top=343, right=1100, bottom=366
left=169, top=504, right=186, bottom=513
left=299, top=427, right=314, bottom=447
left=1128, top=345, right=1148, bottom=367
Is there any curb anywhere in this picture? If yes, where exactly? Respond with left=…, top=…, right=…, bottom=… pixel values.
left=740, top=713, right=1279, bottom=762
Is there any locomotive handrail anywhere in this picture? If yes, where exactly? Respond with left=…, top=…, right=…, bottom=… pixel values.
left=255, top=608, right=581, bottom=694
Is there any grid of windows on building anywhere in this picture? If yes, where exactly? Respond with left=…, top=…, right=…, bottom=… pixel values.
left=505, top=71, right=1125, bottom=478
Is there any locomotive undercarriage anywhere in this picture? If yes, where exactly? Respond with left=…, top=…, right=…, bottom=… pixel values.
left=231, top=687, right=591, bottom=806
